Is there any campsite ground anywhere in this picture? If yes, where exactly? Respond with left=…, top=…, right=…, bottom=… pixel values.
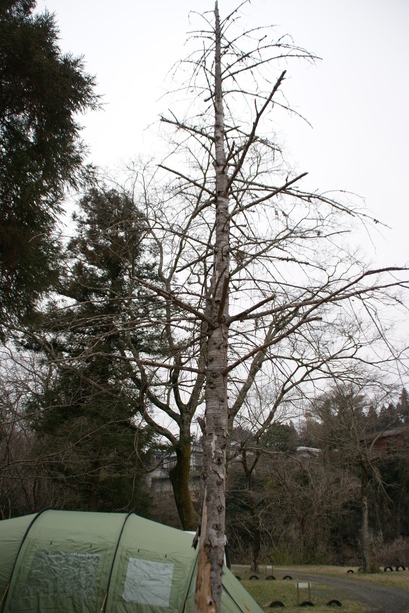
left=232, top=565, right=409, bottom=612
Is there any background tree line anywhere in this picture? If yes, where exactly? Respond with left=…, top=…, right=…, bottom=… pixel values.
left=2, top=346, right=409, bottom=571
left=226, top=386, right=409, bottom=571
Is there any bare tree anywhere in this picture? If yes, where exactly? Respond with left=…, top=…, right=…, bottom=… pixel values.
left=16, top=2, right=408, bottom=609
left=115, top=3, right=408, bottom=609
left=0, top=345, right=69, bottom=516
left=306, top=383, right=401, bottom=572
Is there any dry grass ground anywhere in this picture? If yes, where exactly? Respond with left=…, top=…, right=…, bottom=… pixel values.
left=232, top=565, right=409, bottom=612
left=276, top=565, right=409, bottom=590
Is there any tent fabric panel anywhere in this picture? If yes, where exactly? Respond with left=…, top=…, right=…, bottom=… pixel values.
left=106, top=546, right=197, bottom=613
left=221, top=567, right=264, bottom=613
left=103, top=511, right=133, bottom=599
left=0, top=510, right=264, bottom=613
left=5, top=539, right=108, bottom=613
left=106, top=515, right=198, bottom=613
left=124, top=514, right=198, bottom=556
left=26, top=549, right=100, bottom=598
left=0, top=515, right=35, bottom=607
left=122, top=557, right=174, bottom=605
left=3, top=511, right=126, bottom=613
left=221, top=589, right=251, bottom=613
left=26, top=509, right=127, bottom=545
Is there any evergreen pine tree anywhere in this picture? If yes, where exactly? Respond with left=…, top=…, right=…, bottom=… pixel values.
left=0, top=0, right=98, bottom=331
left=28, top=186, right=160, bottom=512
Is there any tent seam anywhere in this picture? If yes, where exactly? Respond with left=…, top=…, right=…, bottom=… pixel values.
left=182, top=542, right=199, bottom=613
left=0, top=507, right=51, bottom=613
left=0, top=585, right=9, bottom=609
left=102, top=510, right=135, bottom=612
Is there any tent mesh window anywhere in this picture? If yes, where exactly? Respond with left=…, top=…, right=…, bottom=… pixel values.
left=25, top=551, right=100, bottom=598
left=122, top=558, right=174, bottom=606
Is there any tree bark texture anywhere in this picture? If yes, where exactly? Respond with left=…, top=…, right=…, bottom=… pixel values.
left=169, top=443, right=198, bottom=530
left=361, top=469, right=371, bottom=572
left=194, top=3, right=230, bottom=613
left=245, top=468, right=261, bottom=573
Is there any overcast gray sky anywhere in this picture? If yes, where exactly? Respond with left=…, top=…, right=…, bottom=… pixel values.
left=37, top=0, right=409, bottom=268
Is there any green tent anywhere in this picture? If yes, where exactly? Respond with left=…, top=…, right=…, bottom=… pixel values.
left=0, top=510, right=262, bottom=613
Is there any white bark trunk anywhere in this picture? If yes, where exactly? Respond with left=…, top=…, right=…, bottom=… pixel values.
left=194, top=3, right=230, bottom=613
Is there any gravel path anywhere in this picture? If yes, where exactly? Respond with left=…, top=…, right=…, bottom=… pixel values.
left=290, top=570, right=409, bottom=613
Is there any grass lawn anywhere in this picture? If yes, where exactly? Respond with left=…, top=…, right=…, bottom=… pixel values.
left=241, top=577, right=366, bottom=613
left=233, top=565, right=409, bottom=612
left=276, top=564, right=409, bottom=590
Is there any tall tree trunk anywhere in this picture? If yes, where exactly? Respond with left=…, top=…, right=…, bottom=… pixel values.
left=246, top=475, right=261, bottom=573
left=194, top=3, right=230, bottom=613
left=361, top=467, right=371, bottom=572
left=169, top=442, right=198, bottom=530
left=241, top=451, right=261, bottom=572
left=88, top=459, right=100, bottom=511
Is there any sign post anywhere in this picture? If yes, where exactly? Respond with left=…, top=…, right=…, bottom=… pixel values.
left=296, top=581, right=311, bottom=604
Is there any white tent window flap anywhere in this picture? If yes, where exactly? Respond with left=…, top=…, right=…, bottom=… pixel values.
left=25, top=550, right=99, bottom=598
left=122, top=558, right=174, bottom=606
